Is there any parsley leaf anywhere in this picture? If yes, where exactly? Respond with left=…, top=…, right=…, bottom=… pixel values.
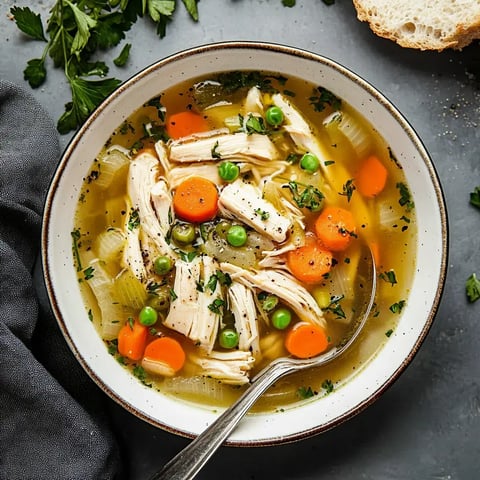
left=58, top=76, right=122, bottom=134
left=23, top=58, right=47, bottom=88
left=470, top=186, right=480, bottom=209
left=297, top=386, right=315, bottom=399
left=396, top=182, right=414, bottom=212
left=339, top=178, right=356, bottom=202
left=466, top=273, right=480, bottom=303
left=242, top=114, right=269, bottom=135
left=322, top=379, right=334, bottom=394
left=114, top=43, right=132, bottom=67
left=182, top=0, right=200, bottom=20
left=389, top=300, right=406, bottom=314
left=283, top=181, right=324, bottom=212
left=379, top=270, right=397, bottom=286
left=309, top=86, right=341, bottom=112
left=10, top=6, right=46, bottom=41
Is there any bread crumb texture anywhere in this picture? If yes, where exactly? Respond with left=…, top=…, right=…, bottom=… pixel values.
left=352, top=0, right=480, bottom=51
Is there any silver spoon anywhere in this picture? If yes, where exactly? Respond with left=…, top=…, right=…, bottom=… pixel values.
left=150, top=246, right=376, bottom=480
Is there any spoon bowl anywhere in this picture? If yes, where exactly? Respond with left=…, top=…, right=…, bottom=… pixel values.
left=150, top=245, right=377, bottom=480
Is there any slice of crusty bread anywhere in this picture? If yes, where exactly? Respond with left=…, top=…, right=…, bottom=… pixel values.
left=352, top=0, right=480, bottom=51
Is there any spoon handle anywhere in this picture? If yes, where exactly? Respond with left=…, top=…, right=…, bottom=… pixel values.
left=149, top=360, right=295, bottom=480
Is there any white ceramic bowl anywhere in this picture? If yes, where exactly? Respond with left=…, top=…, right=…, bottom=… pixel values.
left=42, top=42, right=447, bottom=445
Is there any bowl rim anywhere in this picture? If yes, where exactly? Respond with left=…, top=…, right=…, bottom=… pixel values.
left=41, top=40, right=449, bottom=446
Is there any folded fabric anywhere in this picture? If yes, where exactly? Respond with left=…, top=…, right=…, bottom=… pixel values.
left=0, top=81, right=122, bottom=480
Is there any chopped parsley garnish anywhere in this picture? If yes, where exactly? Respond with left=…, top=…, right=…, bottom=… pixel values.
left=466, top=273, right=480, bottom=303
left=286, top=153, right=301, bottom=164
left=208, top=298, right=225, bottom=314
left=71, top=229, right=82, bottom=271
left=297, top=386, right=315, bottom=399
left=215, top=71, right=286, bottom=95
left=113, top=43, right=131, bottom=67
left=254, top=208, right=270, bottom=220
left=379, top=270, right=398, bottom=286
left=119, top=121, right=135, bottom=135
left=385, top=329, right=394, bottom=337
left=389, top=300, right=406, bottom=314
left=83, top=266, right=94, bottom=281
left=339, top=178, right=356, bottom=202
left=324, top=160, right=335, bottom=166
left=396, top=182, right=414, bottom=212
left=283, top=181, right=324, bottom=212
left=201, top=270, right=232, bottom=293
left=127, top=208, right=140, bottom=231
left=325, top=295, right=346, bottom=319
left=145, top=95, right=167, bottom=122
left=470, top=186, right=480, bottom=209
left=133, top=365, right=152, bottom=387
left=242, top=113, right=269, bottom=135
left=309, top=86, right=341, bottom=112
left=169, top=288, right=178, bottom=301
left=321, top=379, right=334, bottom=394
left=176, top=250, right=198, bottom=262
left=211, top=140, right=222, bottom=159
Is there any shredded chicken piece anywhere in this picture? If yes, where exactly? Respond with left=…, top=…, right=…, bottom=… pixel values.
left=168, top=163, right=222, bottom=189
left=244, top=86, right=264, bottom=115
left=127, top=151, right=172, bottom=258
left=154, top=140, right=171, bottom=174
left=271, top=93, right=331, bottom=174
left=163, top=256, right=222, bottom=353
left=220, top=262, right=326, bottom=329
left=218, top=179, right=292, bottom=243
left=228, top=281, right=260, bottom=357
left=168, top=131, right=280, bottom=164
left=150, top=179, right=173, bottom=235
left=190, top=350, right=255, bottom=385
left=122, top=200, right=147, bottom=282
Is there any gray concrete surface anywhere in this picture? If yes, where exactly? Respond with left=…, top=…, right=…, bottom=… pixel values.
left=1, top=1, right=479, bottom=478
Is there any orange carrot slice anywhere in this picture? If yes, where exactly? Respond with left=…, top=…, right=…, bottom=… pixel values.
left=117, top=319, right=148, bottom=361
left=142, top=337, right=186, bottom=375
left=285, top=322, right=330, bottom=359
left=287, top=242, right=333, bottom=284
left=314, top=206, right=356, bottom=252
left=173, top=176, right=219, bottom=223
left=355, top=155, right=388, bottom=198
left=166, top=111, right=209, bottom=139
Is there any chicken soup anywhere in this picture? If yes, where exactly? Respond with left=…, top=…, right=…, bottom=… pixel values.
left=73, top=71, right=416, bottom=411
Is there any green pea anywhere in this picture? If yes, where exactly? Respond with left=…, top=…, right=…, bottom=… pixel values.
left=300, top=153, right=320, bottom=173
left=218, top=161, right=240, bottom=182
left=271, top=307, right=292, bottom=330
left=258, top=293, right=279, bottom=312
left=265, top=106, right=284, bottom=126
left=154, top=255, right=172, bottom=275
left=172, top=223, right=196, bottom=245
left=219, top=328, right=239, bottom=349
left=146, top=286, right=171, bottom=311
left=215, top=220, right=231, bottom=238
left=226, top=225, right=247, bottom=247
left=139, top=305, right=158, bottom=326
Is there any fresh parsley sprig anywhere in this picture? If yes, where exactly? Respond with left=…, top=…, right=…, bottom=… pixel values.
left=11, top=1, right=199, bottom=134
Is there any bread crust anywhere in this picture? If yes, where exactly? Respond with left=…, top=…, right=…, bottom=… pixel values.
left=352, top=0, right=480, bottom=51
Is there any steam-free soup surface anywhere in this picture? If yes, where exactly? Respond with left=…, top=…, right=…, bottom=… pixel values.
left=73, top=71, right=416, bottom=411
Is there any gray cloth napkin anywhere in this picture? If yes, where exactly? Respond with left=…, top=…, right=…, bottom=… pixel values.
left=0, top=81, right=122, bottom=480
